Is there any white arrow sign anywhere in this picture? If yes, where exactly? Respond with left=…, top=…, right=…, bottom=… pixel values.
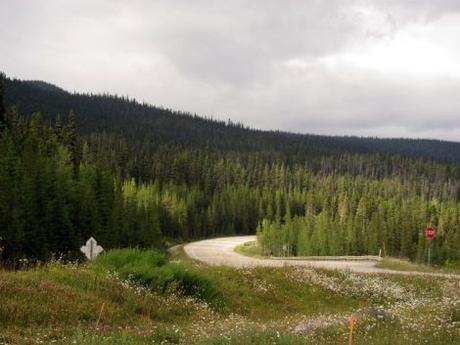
left=80, top=237, right=103, bottom=260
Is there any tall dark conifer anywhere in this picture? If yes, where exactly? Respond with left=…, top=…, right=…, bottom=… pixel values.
left=66, top=110, right=78, bottom=176
left=1, top=76, right=460, bottom=266
left=0, top=73, right=6, bottom=132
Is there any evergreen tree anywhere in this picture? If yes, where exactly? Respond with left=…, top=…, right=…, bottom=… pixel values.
left=65, top=110, right=78, bottom=176
left=0, top=73, right=6, bottom=132
left=1, top=76, right=460, bottom=266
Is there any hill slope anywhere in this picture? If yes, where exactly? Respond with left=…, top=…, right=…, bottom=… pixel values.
left=4, top=77, right=460, bottom=164
left=1, top=249, right=458, bottom=345
left=1, top=75, right=460, bottom=266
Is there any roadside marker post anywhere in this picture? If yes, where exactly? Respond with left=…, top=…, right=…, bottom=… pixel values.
left=95, top=302, right=105, bottom=330
left=349, top=314, right=358, bottom=345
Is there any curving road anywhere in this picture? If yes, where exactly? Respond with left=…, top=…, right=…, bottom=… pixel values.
left=184, top=235, right=460, bottom=278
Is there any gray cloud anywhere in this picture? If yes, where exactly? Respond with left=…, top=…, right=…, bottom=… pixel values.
left=1, top=0, right=460, bottom=141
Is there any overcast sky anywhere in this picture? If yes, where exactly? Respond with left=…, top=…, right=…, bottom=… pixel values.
left=2, top=0, right=460, bottom=141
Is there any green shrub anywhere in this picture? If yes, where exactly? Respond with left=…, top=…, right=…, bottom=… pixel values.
left=94, top=248, right=166, bottom=271
left=159, top=263, right=220, bottom=302
left=93, top=249, right=219, bottom=303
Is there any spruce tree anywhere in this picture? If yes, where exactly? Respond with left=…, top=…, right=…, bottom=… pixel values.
left=65, top=110, right=78, bottom=176
left=0, top=73, right=6, bottom=132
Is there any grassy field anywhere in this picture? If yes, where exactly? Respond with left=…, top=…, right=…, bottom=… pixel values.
left=236, top=241, right=460, bottom=273
left=234, top=241, right=264, bottom=258
left=376, top=257, right=460, bottom=274
left=0, top=248, right=459, bottom=345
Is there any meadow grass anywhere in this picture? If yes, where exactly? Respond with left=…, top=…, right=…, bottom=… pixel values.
left=376, top=257, right=460, bottom=274
left=234, top=241, right=264, bottom=258
left=0, top=248, right=458, bottom=344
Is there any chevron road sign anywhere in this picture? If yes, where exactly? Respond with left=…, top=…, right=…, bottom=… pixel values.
left=80, top=237, right=103, bottom=260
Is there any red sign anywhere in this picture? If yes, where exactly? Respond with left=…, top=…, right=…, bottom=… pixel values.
left=425, top=226, right=436, bottom=239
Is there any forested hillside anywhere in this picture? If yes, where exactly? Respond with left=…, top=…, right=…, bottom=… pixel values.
left=6, top=77, right=460, bottom=167
left=1, top=75, right=460, bottom=266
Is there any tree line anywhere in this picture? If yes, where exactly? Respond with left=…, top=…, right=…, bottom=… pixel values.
left=6, top=77, right=460, bottom=166
left=256, top=176, right=460, bottom=265
left=1, top=75, right=460, bottom=266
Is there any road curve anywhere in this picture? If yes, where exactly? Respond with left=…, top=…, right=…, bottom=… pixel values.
left=184, top=235, right=460, bottom=278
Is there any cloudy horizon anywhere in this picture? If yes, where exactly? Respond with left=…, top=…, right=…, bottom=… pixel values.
left=2, top=0, right=460, bottom=141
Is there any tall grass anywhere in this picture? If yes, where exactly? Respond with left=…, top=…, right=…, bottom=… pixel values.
left=93, top=248, right=220, bottom=303
left=196, top=330, right=306, bottom=345
left=1, top=248, right=458, bottom=344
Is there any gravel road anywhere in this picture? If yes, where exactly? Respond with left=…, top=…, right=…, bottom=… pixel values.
left=184, top=235, right=460, bottom=278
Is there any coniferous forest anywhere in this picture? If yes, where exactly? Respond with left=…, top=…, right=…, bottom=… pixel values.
left=1, top=74, right=460, bottom=266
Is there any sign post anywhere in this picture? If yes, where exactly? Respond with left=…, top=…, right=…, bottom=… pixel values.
left=80, top=237, right=104, bottom=260
left=425, top=226, right=436, bottom=266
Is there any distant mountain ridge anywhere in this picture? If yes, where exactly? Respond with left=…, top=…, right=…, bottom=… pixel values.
left=4, top=76, right=460, bottom=164
left=21, top=80, right=67, bottom=94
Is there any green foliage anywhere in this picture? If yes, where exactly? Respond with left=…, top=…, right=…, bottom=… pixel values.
left=257, top=175, right=460, bottom=265
left=93, top=248, right=167, bottom=270
left=0, top=112, right=164, bottom=263
left=0, top=72, right=5, bottom=131
left=1, top=76, right=460, bottom=267
left=94, top=249, right=220, bottom=303
left=7, top=76, right=460, bottom=165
